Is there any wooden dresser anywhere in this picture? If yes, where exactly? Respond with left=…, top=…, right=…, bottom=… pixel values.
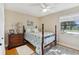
left=8, top=33, right=26, bottom=49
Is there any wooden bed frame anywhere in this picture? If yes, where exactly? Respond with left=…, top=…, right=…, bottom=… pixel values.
left=23, top=24, right=57, bottom=55
left=41, top=24, right=57, bottom=55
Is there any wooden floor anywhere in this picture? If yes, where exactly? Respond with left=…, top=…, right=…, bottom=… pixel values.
left=6, top=48, right=18, bottom=55
left=6, top=42, right=35, bottom=55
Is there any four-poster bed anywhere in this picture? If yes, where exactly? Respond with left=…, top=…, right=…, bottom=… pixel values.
left=24, top=24, right=57, bottom=55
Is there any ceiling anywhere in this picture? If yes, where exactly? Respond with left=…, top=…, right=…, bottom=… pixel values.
left=5, top=3, right=79, bottom=17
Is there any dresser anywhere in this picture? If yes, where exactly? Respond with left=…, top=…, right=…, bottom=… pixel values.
left=8, top=33, right=26, bottom=49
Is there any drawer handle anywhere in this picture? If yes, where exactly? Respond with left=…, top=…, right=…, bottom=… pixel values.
left=1, top=37, right=3, bottom=39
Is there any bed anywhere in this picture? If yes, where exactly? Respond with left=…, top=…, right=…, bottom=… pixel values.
left=24, top=24, right=57, bottom=55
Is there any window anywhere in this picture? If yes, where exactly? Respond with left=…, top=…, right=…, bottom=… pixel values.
left=61, top=20, right=79, bottom=34
left=60, top=13, right=79, bottom=34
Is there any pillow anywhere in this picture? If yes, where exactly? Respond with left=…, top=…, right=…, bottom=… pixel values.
left=34, top=28, right=39, bottom=33
left=26, top=28, right=32, bottom=33
left=26, top=26, right=39, bottom=33
left=30, top=28, right=39, bottom=33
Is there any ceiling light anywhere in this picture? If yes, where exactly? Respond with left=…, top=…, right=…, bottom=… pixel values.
left=42, top=8, right=50, bottom=12
left=42, top=8, right=48, bottom=12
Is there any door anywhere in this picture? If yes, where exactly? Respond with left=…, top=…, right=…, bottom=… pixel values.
left=0, top=3, right=5, bottom=55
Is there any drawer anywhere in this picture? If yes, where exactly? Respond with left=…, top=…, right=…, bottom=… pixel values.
left=10, top=37, right=23, bottom=41
left=10, top=35, right=23, bottom=39
left=8, top=34, right=24, bottom=48
left=11, top=39, right=23, bottom=43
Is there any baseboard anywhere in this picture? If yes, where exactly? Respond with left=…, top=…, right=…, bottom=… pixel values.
left=58, top=42, right=79, bottom=51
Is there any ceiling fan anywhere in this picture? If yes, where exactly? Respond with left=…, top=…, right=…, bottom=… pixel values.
left=29, top=3, right=55, bottom=12
left=40, top=3, right=51, bottom=12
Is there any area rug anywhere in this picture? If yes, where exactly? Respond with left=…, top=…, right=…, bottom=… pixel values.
left=34, top=45, right=79, bottom=55
left=45, top=45, right=79, bottom=55
left=16, top=45, right=34, bottom=55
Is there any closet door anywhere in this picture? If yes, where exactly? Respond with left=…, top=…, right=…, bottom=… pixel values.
left=0, top=3, right=5, bottom=55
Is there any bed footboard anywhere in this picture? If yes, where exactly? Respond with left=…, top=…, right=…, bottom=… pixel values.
left=41, top=24, right=57, bottom=55
left=42, top=24, right=44, bottom=55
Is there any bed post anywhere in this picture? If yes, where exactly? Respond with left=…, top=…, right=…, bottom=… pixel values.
left=54, top=25, right=57, bottom=46
left=42, top=24, right=44, bottom=55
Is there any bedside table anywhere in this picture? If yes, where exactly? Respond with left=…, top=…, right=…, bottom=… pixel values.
left=8, top=33, right=26, bottom=49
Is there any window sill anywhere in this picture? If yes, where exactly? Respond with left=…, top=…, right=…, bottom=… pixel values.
left=65, top=31, right=79, bottom=35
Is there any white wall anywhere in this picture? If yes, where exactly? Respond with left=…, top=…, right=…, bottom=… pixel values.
left=0, top=3, right=5, bottom=54
left=5, top=10, right=40, bottom=33
left=40, top=6, right=79, bottom=50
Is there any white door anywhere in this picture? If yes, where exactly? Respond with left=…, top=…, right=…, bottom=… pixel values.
left=0, top=3, right=5, bottom=55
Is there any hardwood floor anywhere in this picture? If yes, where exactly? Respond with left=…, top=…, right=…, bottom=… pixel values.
left=6, top=48, right=18, bottom=55
left=6, top=42, right=35, bottom=55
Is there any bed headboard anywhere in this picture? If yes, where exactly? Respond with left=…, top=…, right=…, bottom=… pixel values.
left=23, top=25, right=26, bottom=35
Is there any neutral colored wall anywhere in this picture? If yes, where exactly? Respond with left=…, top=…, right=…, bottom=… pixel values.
left=5, top=10, right=40, bottom=33
left=5, top=6, right=79, bottom=50
left=5, top=10, right=40, bottom=47
left=40, top=6, right=79, bottom=50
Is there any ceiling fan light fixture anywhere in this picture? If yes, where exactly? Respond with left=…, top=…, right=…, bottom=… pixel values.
left=42, top=8, right=47, bottom=12
left=42, top=8, right=50, bottom=12
left=40, top=3, right=51, bottom=13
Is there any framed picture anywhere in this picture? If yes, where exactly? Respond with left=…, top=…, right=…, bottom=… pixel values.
left=27, top=20, right=34, bottom=26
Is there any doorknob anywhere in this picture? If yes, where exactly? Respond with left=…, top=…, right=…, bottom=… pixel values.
left=1, top=37, right=3, bottom=39
left=0, top=43, right=2, bottom=45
